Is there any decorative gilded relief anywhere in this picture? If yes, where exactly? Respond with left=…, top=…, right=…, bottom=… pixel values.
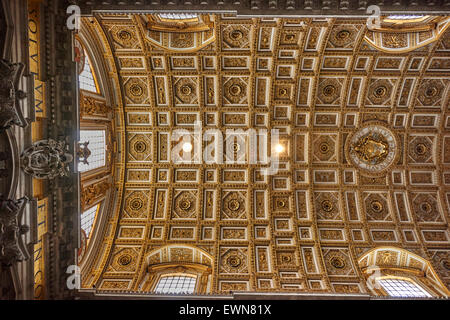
left=363, top=192, right=391, bottom=221
left=346, top=125, right=398, bottom=176
left=366, top=78, right=396, bottom=106
left=327, top=24, right=360, bottom=49
left=173, top=76, right=199, bottom=106
left=128, top=133, right=152, bottom=162
left=108, top=25, right=141, bottom=50
left=323, top=248, right=355, bottom=276
left=124, top=190, right=150, bottom=219
left=221, top=190, right=247, bottom=220
left=411, top=193, right=442, bottom=222
left=416, top=79, right=447, bottom=107
left=172, top=189, right=198, bottom=219
left=407, top=135, right=435, bottom=164
left=312, top=134, right=337, bottom=163
left=124, top=78, right=149, bottom=105
left=139, top=14, right=215, bottom=52
left=107, top=247, right=139, bottom=273
left=222, top=24, right=251, bottom=50
left=314, top=192, right=341, bottom=221
left=219, top=247, right=249, bottom=274
left=222, top=77, right=249, bottom=105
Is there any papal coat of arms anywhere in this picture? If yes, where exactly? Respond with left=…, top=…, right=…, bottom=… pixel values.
left=20, top=139, right=73, bottom=179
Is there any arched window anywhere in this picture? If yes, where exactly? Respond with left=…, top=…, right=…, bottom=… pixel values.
left=378, top=277, right=432, bottom=298
left=79, top=52, right=98, bottom=93
left=154, top=274, right=197, bottom=294
left=364, top=15, right=450, bottom=53
left=81, top=204, right=99, bottom=238
left=138, top=245, right=213, bottom=294
left=141, top=14, right=215, bottom=52
left=358, top=247, right=450, bottom=298
left=78, top=129, right=106, bottom=173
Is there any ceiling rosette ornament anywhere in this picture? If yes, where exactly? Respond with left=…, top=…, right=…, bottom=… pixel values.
left=346, top=124, right=399, bottom=177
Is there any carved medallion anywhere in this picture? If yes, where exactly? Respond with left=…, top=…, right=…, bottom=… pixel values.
left=21, top=139, right=73, bottom=179
left=346, top=124, right=398, bottom=176
left=173, top=190, right=197, bottom=219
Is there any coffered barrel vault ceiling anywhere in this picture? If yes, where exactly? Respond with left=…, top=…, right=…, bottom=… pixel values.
left=79, top=14, right=450, bottom=294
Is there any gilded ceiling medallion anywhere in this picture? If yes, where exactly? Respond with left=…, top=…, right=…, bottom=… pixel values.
left=371, top=200, right=383, bottom=213
left=336, top=29, right=350, bottom=40
left=118, top=254, right=133, bottom=266
left=227, top=255, right=242, bottom=267
left=319, top=142, right=330, bottom=154
left=180, top=85, right=192, bottom=95
left=118, top=30, right=132, bottom=40
left=173, top=190, right=197, bottom=219
left=230, top=30, right=243, bottom=40
left=322, top=84, right=336, bottom=96
left=229, top=84, right=242, bottom=96
left=321, top=200, right=334, bottom=212
left=227, top=199, right=241, bottom=212
left=415, top=143, right=427, bottom=155
left=354, top=135, right=388, bottom=165
left=346, top=124, right=398, bottom=176
left=374, top=85, right=387, bottom=98
left=425, top=86, right=438, bottom=97
left=130, top=84, right=144, bottom=97
left=130, top=198, right=144, bottom=211
left=179, top=198, right=192, bottom=211
left=231, top=142, right=240, bottom=153
left=420, top=202, right=432, bottom=214
left=330, top=256, right=346, bottom=269
left=134, top=141, right=147, bottom=153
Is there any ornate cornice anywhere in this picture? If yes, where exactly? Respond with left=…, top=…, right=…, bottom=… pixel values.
left=72, top=0, right=450, bottom=15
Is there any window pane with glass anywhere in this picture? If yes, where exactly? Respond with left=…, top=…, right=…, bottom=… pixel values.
left=81, top=204, right=99, bottom=238
left=79, top=54, right=98, bottom=92
left=154, top=275, right=196, bottom=294
left=78, top=130, right=106, bottom=173
left=379, top=278, right=432, bottom=297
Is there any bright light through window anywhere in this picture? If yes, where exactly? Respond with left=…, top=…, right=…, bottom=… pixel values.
left=159, top=13, right=198, bottom=20
left=78, top=130, right=106, bottom=173
left=81, top=204, right=99, bottom=238
left=379, top=278, right=432, bottom=297
left=79, top=54, right=98, bottom=92
left=154, top=275, right=196, bottom=294
left=386, top=15, right=424, bottom=20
